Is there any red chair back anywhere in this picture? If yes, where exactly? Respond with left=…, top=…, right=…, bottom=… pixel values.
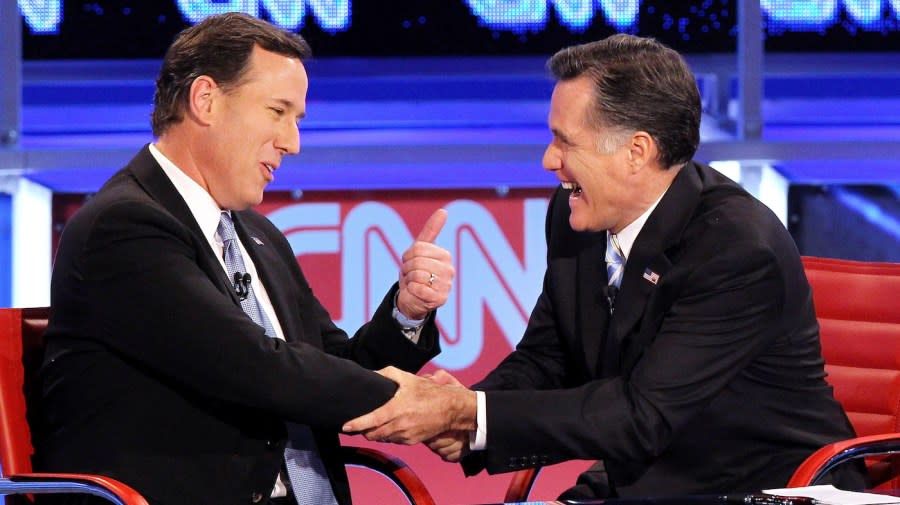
left=0, top=307, right=50, bottom=477
left=803, top=257, right=900, bottom=437
left=801, top=256, right=900, bottom=487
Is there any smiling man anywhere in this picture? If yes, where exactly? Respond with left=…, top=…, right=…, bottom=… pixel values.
left=343, top=34, right=865, bottom=500
left=36, top=13, right=455, bottom=505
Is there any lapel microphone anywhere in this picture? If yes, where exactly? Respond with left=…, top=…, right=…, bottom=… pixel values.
left=233, top=272, right=252, bottom=301
left=605, top=285, right=618, bottom=315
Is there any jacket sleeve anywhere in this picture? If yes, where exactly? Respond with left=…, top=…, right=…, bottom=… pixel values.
left=470, top=240, right=787, bottom=475
left=63, top=199, right=428, bottom=430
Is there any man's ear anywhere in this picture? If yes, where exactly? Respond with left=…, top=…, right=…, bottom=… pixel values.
left=628, top=131, right=657, bottom=172
left=187, top=75, right=218, bottom=126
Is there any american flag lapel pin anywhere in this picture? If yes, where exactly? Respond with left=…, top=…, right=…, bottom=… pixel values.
left=251, top=236, right=264, bottom=246
left=642, top=268, right=660, bottom=285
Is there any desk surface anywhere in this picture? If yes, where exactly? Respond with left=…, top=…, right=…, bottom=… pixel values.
left=487, top=488, right=900, bottom=505
left=482, top=497, right=725, bottom=505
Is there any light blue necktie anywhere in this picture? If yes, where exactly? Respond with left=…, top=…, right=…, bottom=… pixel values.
left=606, top=232, right=625, bottom=289
left=218, top=212, right=338, bottom=505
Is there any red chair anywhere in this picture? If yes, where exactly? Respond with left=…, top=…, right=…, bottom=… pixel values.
left=504, top=256, right=900, bottom=501
left=504, top=467, right=539, bottom=503
left=0, top=307, right=435, bottom=505
left=0, top=307, right=147, bottom=504
left=340, top=446, right=435, bottom=505
left=787, top=256, right=900, bottom=487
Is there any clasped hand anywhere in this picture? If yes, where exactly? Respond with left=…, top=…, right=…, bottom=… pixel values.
left=342, top=367, right=476, bottom=463
left=349, top=210, right=470, bottom=461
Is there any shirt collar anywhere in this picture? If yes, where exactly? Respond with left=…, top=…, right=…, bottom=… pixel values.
left=148, top=143, right=224, bottom=246
left=611, top=188, right=668, bottom=260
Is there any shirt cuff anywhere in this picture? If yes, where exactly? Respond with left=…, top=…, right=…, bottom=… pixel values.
left=468, top=390, right=487, bottom=451
left=392, top=292, right=426, bottom=344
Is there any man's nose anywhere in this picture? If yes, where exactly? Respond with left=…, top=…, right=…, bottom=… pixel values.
left=277, top=121, right=301, bottom=155
left=542, top=144, right=560, bottom=171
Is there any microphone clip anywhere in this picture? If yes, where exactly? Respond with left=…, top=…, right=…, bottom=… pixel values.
left=234, top=272, right=252, bottom=301
left=606, top=285, right=618, bottom=315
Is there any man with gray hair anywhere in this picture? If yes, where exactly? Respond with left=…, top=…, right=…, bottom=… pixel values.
left=344, top=34, right=863, bottom=499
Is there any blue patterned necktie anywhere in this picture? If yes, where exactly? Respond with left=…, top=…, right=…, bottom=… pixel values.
left=606, top=233, right=625, bottom=289
left=217, top=212, right=337, bottom=505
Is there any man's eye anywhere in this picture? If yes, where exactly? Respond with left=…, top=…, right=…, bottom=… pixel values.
left=270, top=107, right=284, bottom=115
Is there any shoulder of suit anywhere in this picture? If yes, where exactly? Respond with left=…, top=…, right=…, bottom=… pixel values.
left=234, top=208, right=294, bottom=248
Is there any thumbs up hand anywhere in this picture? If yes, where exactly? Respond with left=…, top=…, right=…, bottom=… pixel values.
left=396, top=209, right=455, bottom=321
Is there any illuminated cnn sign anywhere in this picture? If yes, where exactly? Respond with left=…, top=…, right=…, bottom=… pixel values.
left=175, top=0, right=349, bottom=32
left=465, top=0, right=900, bottom=31
left=464, top=0, right=640, bottom=31
left=19, top=0, right=900, bottom=34
left=264, top=195, right=550, bottom=371
left=18, top=0, right=350, bottom=34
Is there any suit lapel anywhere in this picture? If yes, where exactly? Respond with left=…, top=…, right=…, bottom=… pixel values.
left=232, top=213, right=304, bottom=344
left=127, top=145, right=237, bottom=302
left=608, top=163, right=704, bottom=373
left=577, top=233, right=610, bottom=377
left=607, top=253, right=671, bottom=373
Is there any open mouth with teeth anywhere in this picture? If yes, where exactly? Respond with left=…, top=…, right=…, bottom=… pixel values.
left=261, top=163, right=276, bottom=181
left=561, top=181, right=583, bottom=198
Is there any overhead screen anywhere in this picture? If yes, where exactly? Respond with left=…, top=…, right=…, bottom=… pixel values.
left=20, top=0, right=900, bottom=59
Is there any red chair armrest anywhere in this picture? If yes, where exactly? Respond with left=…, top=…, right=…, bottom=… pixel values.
left=788, top=433, right=900, bottom=487
left=2, top=472, right=149, bottom=504
left=340, top=446, right=436, bottom=505
left=504, top=467, right=540, bottom=502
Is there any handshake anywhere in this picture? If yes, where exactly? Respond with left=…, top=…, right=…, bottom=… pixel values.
left=342, top=367, right=478, bottom=463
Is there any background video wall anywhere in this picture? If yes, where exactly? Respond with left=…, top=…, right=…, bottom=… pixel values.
left=21, top=0, right=900, bottom=58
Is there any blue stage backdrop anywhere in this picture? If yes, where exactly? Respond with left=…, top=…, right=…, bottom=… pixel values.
left=789, top=184, right=900, bottom=262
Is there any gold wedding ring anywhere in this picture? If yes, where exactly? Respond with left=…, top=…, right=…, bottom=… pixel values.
left=428, top=272, right=436, bottom=286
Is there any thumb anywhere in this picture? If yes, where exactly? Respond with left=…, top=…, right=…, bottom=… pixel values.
left=375, top=366, right=408, bottom=384
left=430, top=369, right=463, bottom=387
left=416, top=208, right=448, bottom=243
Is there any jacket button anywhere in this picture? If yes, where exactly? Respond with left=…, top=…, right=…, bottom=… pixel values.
left=251, top=492, right=264, bottom=503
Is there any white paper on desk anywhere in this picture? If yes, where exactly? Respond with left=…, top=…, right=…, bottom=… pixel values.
left=763, top=484, right=900, bottom=504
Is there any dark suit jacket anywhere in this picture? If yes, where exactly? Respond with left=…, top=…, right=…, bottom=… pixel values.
left=36, top=146, right=440, bottom=505
left=463, top=161, right=859, bottom=497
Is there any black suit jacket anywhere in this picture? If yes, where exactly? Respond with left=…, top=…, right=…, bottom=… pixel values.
left=463, top=161, right=859, bottom=497
left=36, top=146, right=439, bottom=505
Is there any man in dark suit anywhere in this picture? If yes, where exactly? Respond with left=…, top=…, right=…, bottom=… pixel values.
left=343, top=34, right=863, bottom=498
left=36, top=13, right=454, bottom=505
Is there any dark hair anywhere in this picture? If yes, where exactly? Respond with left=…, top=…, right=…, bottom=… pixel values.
left=547, top=34, right=701, bottom=167
left=151, top=12, right=312, bottom=136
